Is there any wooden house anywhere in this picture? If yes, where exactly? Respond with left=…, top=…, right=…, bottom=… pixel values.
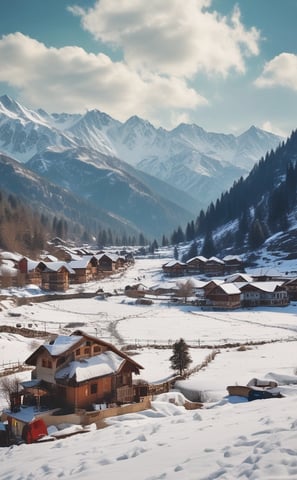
left=240, top=282, right=289, bottom=307
left=68, top=256, right=98, bottom=283
left=96, top=253, right=117, bottom=272
left=223, top=255, right=244, bottom=274
left=37, top=261, right=74, bottom=292
left=24, top=331, right=144, bottom=410
left=205, top=283, right=241, bottom=309
left=186, top=256, right=207, bottom=274
left=202, top=279, right=224, bottom=297
left=204, top=257, right=225, bottom=277
left=18, top=257, right=42, bottom=286
left=162, top=260, right=187, bottom=277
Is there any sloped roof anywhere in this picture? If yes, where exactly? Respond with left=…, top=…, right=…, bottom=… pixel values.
left=163, top=260, right=186, bottom=268
left=56, top=351, right=125, bottom=382
left=217, top=283, right=241, bottom=295
left=68, top=255, right=96, bottom=269
left=38, top=261, right=75, bottom=274
left=207, top=256, right=225, bottom=265
left=25, top=331, right=143, bottom=371
left=240, top=281, right=285, bottom=293
left=225, top=273, right=253, bottom=283
left=44, top=335, right=82, bottom=356
left=186, top=255, right=207, bottom=264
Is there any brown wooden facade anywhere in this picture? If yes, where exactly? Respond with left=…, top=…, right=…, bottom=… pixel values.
left=205, top=284, right=241, bottom=309
left=25, top=331, right=143, bottom=410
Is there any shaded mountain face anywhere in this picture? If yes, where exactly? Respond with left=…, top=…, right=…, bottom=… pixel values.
left=26, top=147, right=191, bottom=238
left=0, top=95, right=283, bottom=239
left=0, top=152, right=139, bottom=236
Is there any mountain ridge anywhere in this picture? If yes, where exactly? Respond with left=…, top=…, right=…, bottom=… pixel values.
left=0, top=95, right=284, bottom=239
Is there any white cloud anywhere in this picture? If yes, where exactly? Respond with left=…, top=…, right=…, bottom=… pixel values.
left=0, top=32, right=206, bottom=126
left=255, top=53, right=297, bottom=91
left=261, top=121, right=288, bottom=138
left=70, top=0, right=260, bottom=77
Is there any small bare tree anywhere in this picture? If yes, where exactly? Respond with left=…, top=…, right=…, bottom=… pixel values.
left=0, top=376, right=22, bottom=412
left=176, top=279, right=195, bottom=303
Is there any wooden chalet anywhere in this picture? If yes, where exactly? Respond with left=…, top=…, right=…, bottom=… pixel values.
left=37, top=261, right=74, bottom=292
left=96, top=253, right=117, bottom=272
left=240, top=282, right=289, bottom=307
left=24, top=331, right=144, bottom=410
left=204, top=257, right=225, bottom=277
left=186, top=256, right=207, bottom=274
left=162, top=260, right=187, bottom=277
left=223, top=255, right=244, bottom=274
left=68, top=256, right=98, bottom=283
left=18, top=257, right=42, bottom=286
left=202, top=279, right=224, bottom=297
left=205, top=283, right=241, bottom=309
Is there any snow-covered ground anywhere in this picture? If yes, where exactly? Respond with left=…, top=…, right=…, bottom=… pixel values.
left=1, top=255, right=297, bottom=479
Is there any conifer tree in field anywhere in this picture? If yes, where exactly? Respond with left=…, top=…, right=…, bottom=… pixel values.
left=170, top=338, right=192, bottom=376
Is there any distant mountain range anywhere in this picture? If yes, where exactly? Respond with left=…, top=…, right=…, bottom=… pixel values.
left=0, top=94, right=283, bottom=239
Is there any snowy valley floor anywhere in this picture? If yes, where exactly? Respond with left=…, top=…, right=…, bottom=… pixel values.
left=1, top=256, right=297, bottom=479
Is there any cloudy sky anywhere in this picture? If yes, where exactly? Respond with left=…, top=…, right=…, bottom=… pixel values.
left=0, top=0, right=296, bottom=136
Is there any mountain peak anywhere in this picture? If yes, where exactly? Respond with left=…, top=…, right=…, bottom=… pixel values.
left=0, top=94, right=22, bottom=114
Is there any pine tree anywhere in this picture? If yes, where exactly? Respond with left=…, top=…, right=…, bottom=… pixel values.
left=201, top=230, right=216, bottom=257
left=170, top=338, right=192, bottom=376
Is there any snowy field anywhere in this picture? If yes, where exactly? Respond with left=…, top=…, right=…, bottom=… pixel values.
left=1, top=255, right=297, bottom=479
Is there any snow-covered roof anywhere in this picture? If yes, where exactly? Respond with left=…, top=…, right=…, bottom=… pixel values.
left=5, top=406, right=49, bottom=423
left=68, top=256, right=95, bottom=269
left=225, top=273, right=253, bottom=283
left=0, top=251, right=21, bottom=262
left=163, top=260, right=186, bottom=268
left=56, top=351, right=125, bottom=382
left=42, top=261, right=75, bottom=274
left=242, top=281, right=285, bottom=293
left=203, top=279, right=224, bottom=288
left=27, top=260, right=39, bottom=272
left=217, top=283, right=241, bottom=295
left=95, top=252, right=119, bottom=262
left=186, top=255, right=207, bottom=264
left=44, top=335, right=82, bottom=356
left=0, top=260, right=17, bottom=276
left=207, top=256, right=225, bottom=264
left=223, top=255, right=242, bottom=262
left=41, top=254, right=58, bottom=262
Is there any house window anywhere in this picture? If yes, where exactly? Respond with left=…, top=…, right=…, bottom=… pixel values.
left=47, top=360, right=52, bottom=368
left=42, top=359, right=47, bottom=367
left=90, top=383, right=98, bottom=395
left=94, top=345, right=101, bottom=353
left=86, top=341, right=91, bottom=347
left=84, top=347, right=90, bottom=354
left=76, top=348, right=81, bottom=356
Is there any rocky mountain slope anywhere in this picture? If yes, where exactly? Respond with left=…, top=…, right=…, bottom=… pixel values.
left=0, top=95, right=283, bottom=238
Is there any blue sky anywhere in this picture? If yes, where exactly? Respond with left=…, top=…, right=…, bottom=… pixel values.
left=0, top=0, right=296, bottom=136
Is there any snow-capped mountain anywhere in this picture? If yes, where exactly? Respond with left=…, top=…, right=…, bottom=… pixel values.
left=0, top=95, right=77, bottom=162
left=0, top=95, right=283, bottom=220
